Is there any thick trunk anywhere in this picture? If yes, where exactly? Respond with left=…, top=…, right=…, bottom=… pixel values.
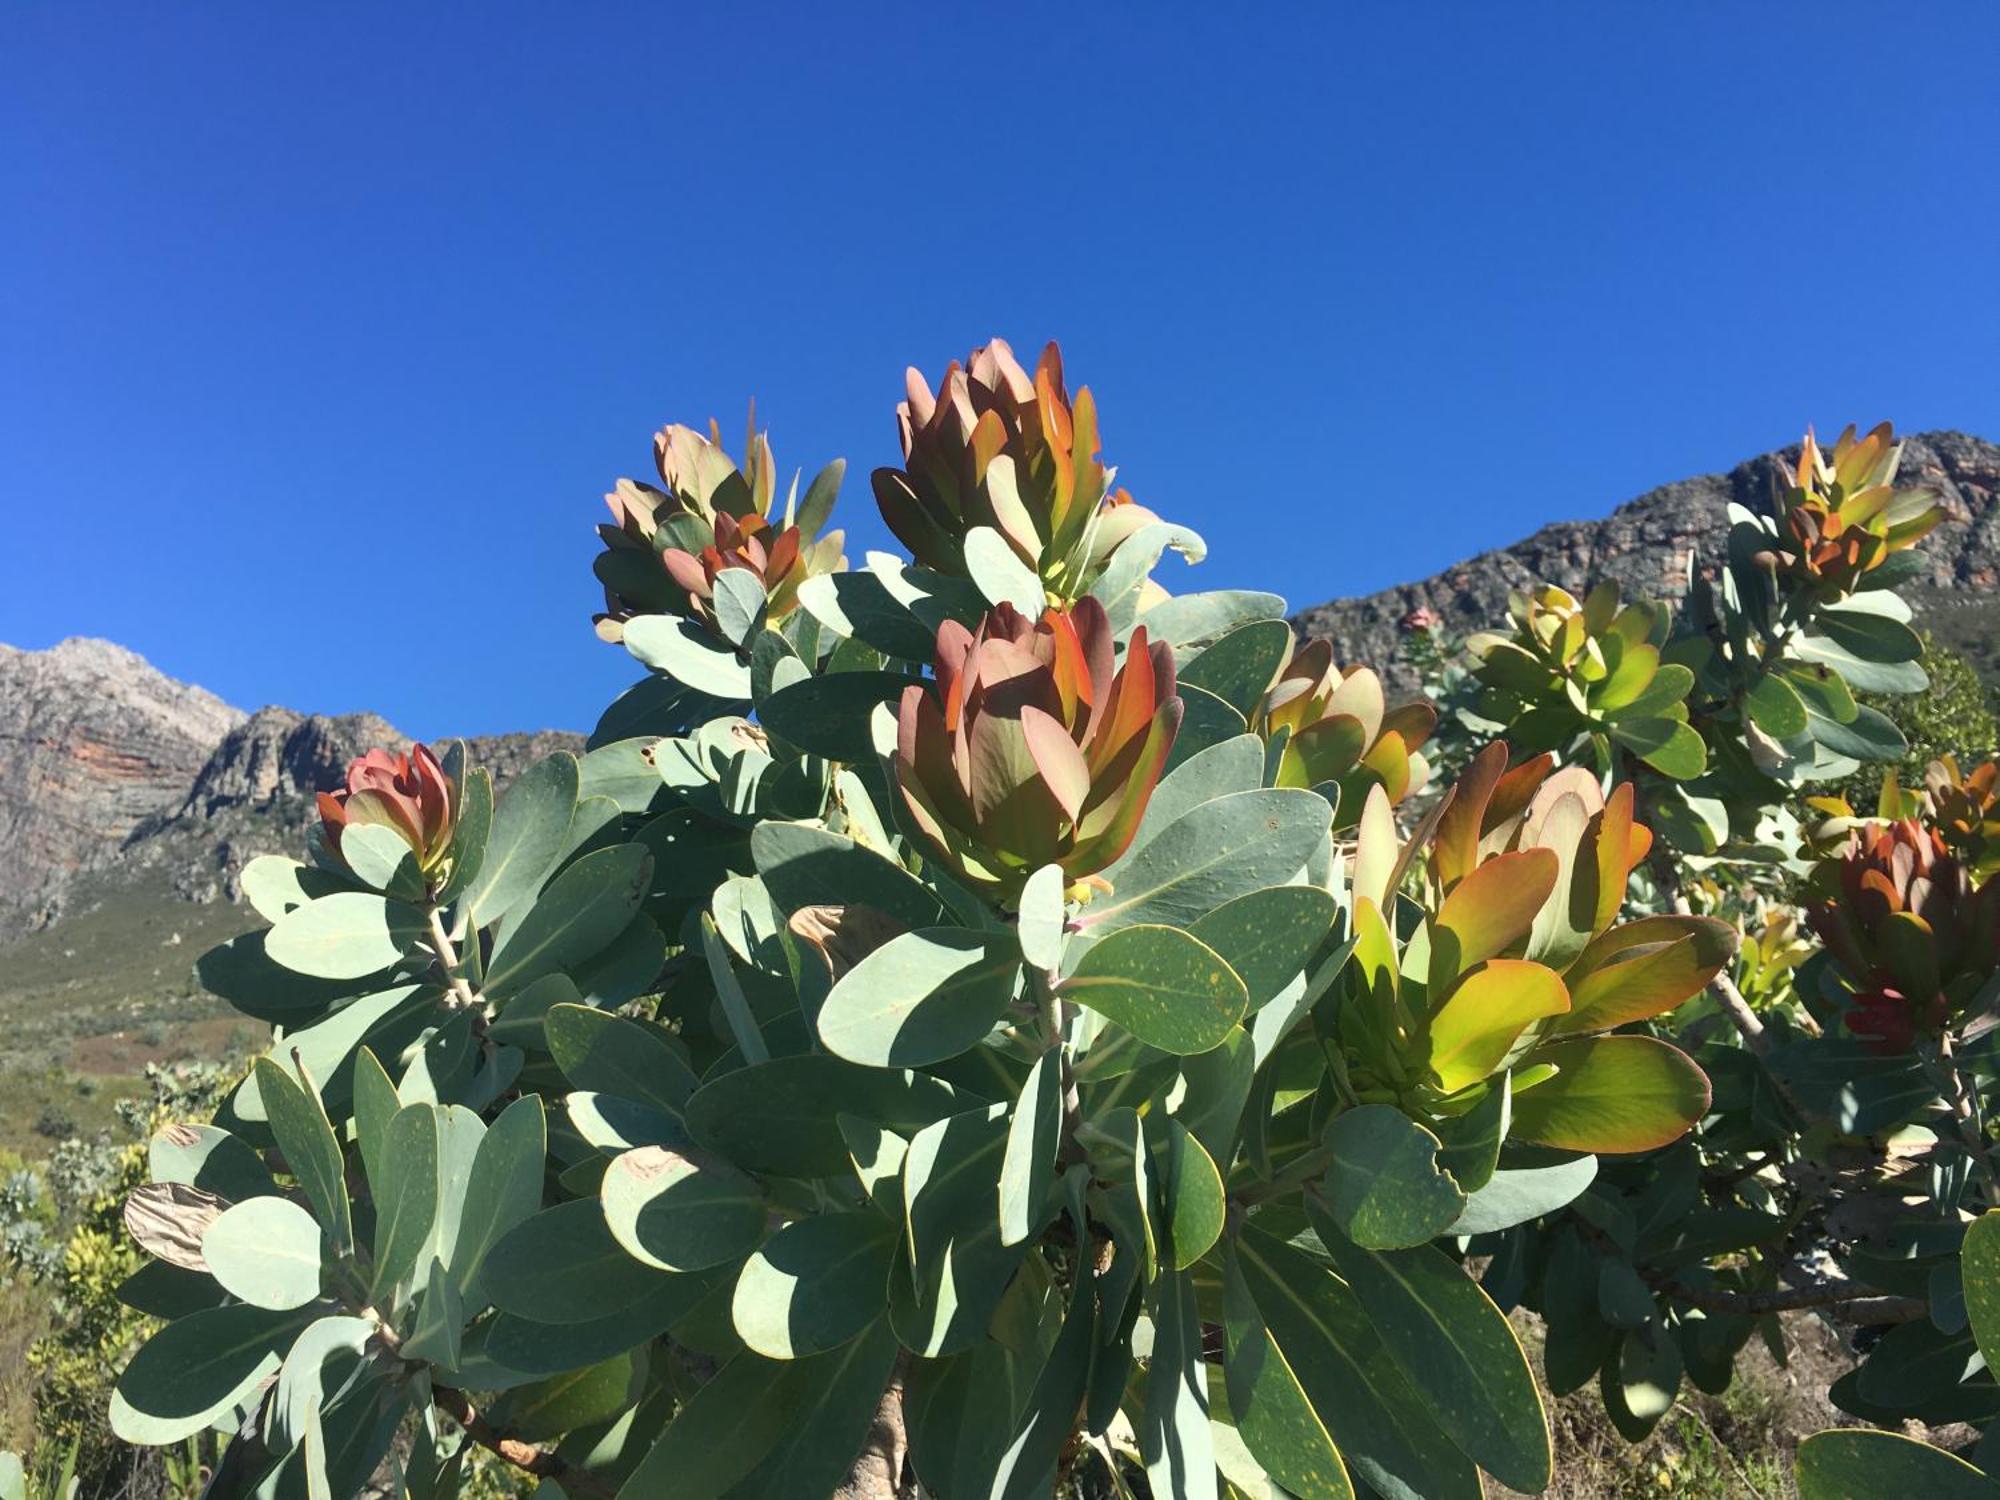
left=836, top=1377, right=915, bottom=1500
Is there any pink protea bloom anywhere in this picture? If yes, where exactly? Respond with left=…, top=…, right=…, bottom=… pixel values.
left=318, top=744, right=458, bottom=876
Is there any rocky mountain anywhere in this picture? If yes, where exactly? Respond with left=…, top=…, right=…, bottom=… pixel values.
left=2, top=429, right=1995, bottom=949
left=1292, top=429, right=2000, bottom=700
left=0, top=638, right=580, bottom=940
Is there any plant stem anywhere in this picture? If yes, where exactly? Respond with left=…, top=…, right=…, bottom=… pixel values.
left=431, top=1386, right=616, bottom=1498
left=425, top=903, right=480, bottom=1011
left=1646, top=851, right=1769, bottom=1057
left=1923, top=1033, right=2000, bottom=1209
left=1645, top=1274, right=1924, bottom=1325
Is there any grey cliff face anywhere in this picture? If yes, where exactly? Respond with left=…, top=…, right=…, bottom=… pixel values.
left=1290, top=429, right=2000, bottom=702
left=0, top=638, right=246, bottom=931
left=0, top=639, right=583, bottom=936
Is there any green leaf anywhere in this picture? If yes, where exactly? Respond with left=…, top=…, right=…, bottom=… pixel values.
left=482, top=1264, right=724, bottom=1376
left=241, top=854, right=342, bottom=924
left=1601, top=1323, right=1681, bottom=1441
left=1743, top=673, right=1809, bottom=739
left=371, top=1104, right=441, bottom=1300
left=1795, top=1430, right=2000, bottom=1499
left=1229, top=1226, right=1481, bottom=1500
left=546, top=1004, right=700, bottom=1118
left=484, top=843, right=651, bottom=1000
left=338, top=821, right=424, bottom=899
left=1426, top=961, right=1570, bottom=1093
left=1606, top=717, right=1706, bottom=779
left=963, top=524, right=1047, bottom=611
left=1188, top=886, right=1338, bottom=1011
left=400, top=1259, right=464, bottom=1369
left=1320, top=1106, right=1467, bottom=1250
left=612, top=1349, right=798, bottom=1497
left=1429, top=850, right=1558, bottom=983
left=816, top=928, right=1023, bottom=1067
left=1312, top=1211, right=1552, bottom=1492
left=904, top=1339, right=1040, bottom=1499
left=600, top=1145, right=765, bottom=1273
left=1964, top=1212, right=2000, bottom=1371
left=449, top=1093, right=545, bottom=1305
left=465, top=752, right=580, bottom=928
left=751, top=821, right=947, bottom=931
left=201, top=1198, right=323, bottom=1310
left=1179, top=619, right=1294, bottom=716
left=485, top=1199, right=681, bottom=1324
left=756, top=670, right=911, bottom=762
left=731, top=1211, right=897, bottom=1359
left=989, top=1249, right=1099, bottom=1499
left=711, top=568, right=768, bottom=647
left=1149, top=1115, right=1226, bottom=1268
left=1509, top=1035, right=1711, bottom=1153
left=686, top=1055, right=981, bottom=1178
left=1793, top=631, right=1930, bottom=695
left=491, top=1351, right=644, bottom=1444
left=1808, top=702, right=1909, bottom=763
left=1076, top=789, right=1332, bottom=936
left=253, top=1058, right=354, bottom=1258
left=110, top=1304, right=311, bottom=1445
left=895, top=1105, right=1026, bottom=1357
left=1778, top=660, right=1859, bottom=724
left=265, top=892, right=424, bottom=981
left=797, top=567, right=957, bottom=662
left=1016, top=863, right=1067, bottom=972
left=1141, top=590, right=1287, bottom=649
left=1449, top=1156, right=1598, bottom=1235
left=194, top=928, right=365, bottom=1022
left=623, top=613, right=753, bottom=698
left=148, top=1123, right=277, bottom=1203
left=1117, top=734, right=1266, bottom=865
left=999, top=1051, right=1061, bottom=1248
left=1142, top=1265, right=1218, bottom=1500
left=1061, top=924, right=1247, bottom=1054
left=729, top=1322, right=903, bottom=1497
left=1815, top=606, right=1924, bottom=664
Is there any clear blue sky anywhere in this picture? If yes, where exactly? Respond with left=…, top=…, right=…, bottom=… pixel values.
left=4, top=4, right=1997, bottom=738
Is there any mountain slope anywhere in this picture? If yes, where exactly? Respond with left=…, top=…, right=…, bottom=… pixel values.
left=1291, top=429, right=2000, bottom=699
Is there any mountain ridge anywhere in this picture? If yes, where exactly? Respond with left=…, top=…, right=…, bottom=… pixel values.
left=0, top=636, right=580, bottom=939
left=1290, top=428, right=2000, bottom=699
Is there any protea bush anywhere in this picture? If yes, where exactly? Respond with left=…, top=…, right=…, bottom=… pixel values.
left=98, top=355, right=2000, bottom=1500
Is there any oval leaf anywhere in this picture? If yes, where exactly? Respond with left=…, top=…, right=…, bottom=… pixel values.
left=601, top=1145, right=765, bottom=1273
left=816, top=928, right=1023, bottom=1067
left=1061, top=924, right=1247, bottom=1055
left=1509, top=1035, right=1711, bottom=1154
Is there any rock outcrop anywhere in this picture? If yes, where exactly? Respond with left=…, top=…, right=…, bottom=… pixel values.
left=0, top=640, right=582, bottom=936
left=0, top=639, right=246, bottom=931
left=1291, top=430, right=2000, bottom=701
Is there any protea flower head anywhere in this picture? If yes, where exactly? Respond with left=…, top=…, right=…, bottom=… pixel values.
left=1808, top=816, right=2000, bottom=1047
left=1924, top=755, right=2000, bottom=882
left=893, top=597, right=1181, bottom=902
left=1761, top=423, right=1944, bottom=596
left=660, top=510, right=818, bottom=629
left=593, top=411, right=844, bottom=643
left=1252, top=638, right=1434, bottom=814
left=318, top=745, right=458, bottom=878
left=1398, top=605, right=1440, bottom=634
left=872, top=339, right=1166, bottom=602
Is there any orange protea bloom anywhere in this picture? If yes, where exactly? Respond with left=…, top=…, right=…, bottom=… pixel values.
left=894, top=598, right=1180, bottom=902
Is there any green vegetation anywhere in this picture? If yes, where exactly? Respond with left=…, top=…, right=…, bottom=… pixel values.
left=2, top=363, right=1993, bottom=1500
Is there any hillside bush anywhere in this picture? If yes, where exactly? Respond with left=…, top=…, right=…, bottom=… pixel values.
left=83, top=353, right=2000, bottom=1498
